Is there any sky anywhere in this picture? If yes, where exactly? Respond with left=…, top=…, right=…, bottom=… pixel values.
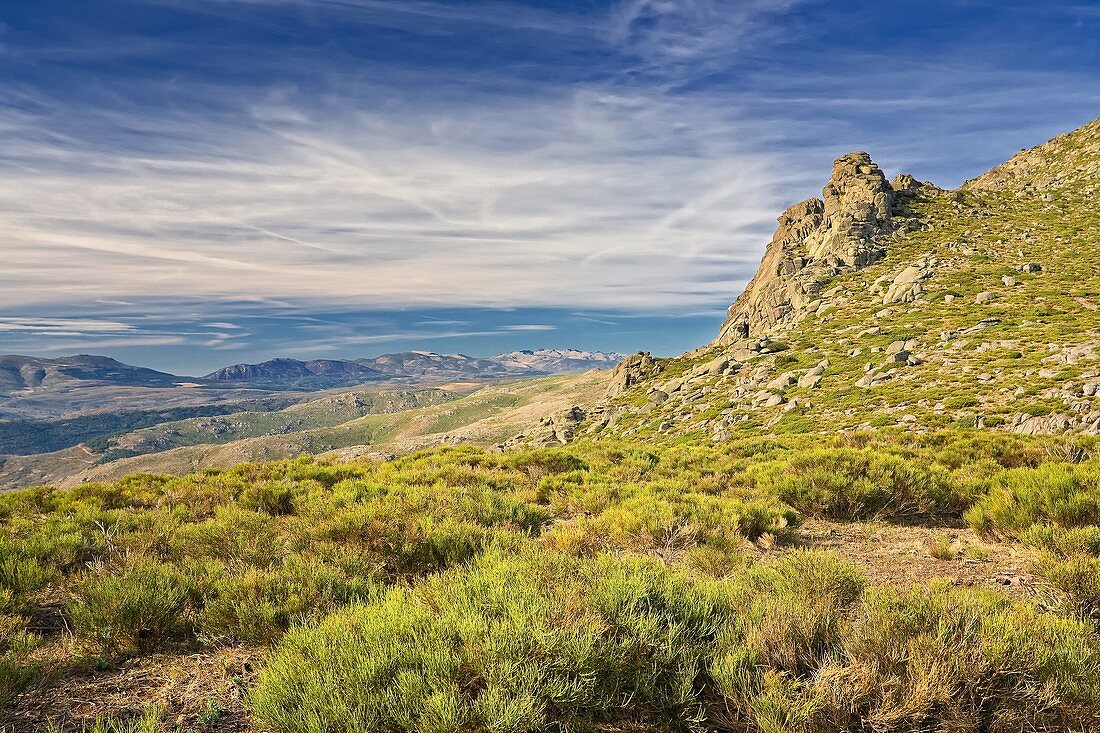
left=1, top=0, right=1098, bottom=375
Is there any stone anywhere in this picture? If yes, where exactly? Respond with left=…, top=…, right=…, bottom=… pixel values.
left=878, top=258, right=935, bottom=304
left=763, top=393, right=785, bottom=407
left=647, top=390, right=669, bottom=405
left=606, top=352, right=656, bottom=397
left=716, top=152, right=897, bottom=344
left=1002, top=276, right=1017, bottom=287
left=767, top=372, right=799, bottom=391
left=890, top=172, right=922, bottom=192
left=1022, top=262, right=1043, bottom=273
left=976, top=292, right=996, bottom=304
left=798, top=373, right=823, bottom=389
left=705, top=356, right=732, bottom=376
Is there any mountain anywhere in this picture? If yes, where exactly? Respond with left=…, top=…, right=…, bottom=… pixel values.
left=359, top=351, right=513, bottom=380
left=491, top=349, right=624, bottom=373
left=203, top=357, right=385, bottom=390
left=0, top=354, right=273, bottom=422
left=574, top=117, right=1100, bottom=442
left=203, top=349, right=624, bottom=389
left=0, top=354, right=183, bottom=392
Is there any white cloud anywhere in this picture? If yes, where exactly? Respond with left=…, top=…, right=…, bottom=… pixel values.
left=0, top=81, right=800, bottom=314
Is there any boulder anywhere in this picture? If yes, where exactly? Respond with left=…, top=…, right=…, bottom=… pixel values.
left=606, top=352, right=655, bottom=397
left=877, top=258, right=935, bottom=305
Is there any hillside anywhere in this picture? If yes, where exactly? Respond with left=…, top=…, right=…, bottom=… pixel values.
left=11, top=371, right=609, bottom=489
left=0, top=349, right=622, bottom=470
left=584, top=118, right=1100, bottom=443
left=0, top=355, right=273, bottom=422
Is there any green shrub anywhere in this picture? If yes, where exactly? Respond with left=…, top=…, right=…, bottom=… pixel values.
left=1024, top=525, right=1100, bottom=557
left=0, top=556, right=55, bottom=614
left=830, top=583, right=1100, bottom=729
left=196, top=555, right=378, bottom=644
left=965, top=463, right=1100, bottom=538
left=751, top=449, right=966, bottom=520
left=1034, top=552, right=1100, bottom=622
left=172, top=505, right=283, bottom=566
left=0, top=614, right=39, bottom=707
left=69, top=560, right=193, bottom=654
left=250, top=549, right=731, bottom=733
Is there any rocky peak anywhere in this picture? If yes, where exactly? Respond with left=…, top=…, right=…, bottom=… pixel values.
left=715, top=151, right=903, bottom=345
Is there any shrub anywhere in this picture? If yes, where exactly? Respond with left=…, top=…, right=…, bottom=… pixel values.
left=830, top=583, right=1100, bottom=730
left=965, top=463, right=1100, bottom=538
left=196, top=555, right=378, bottom=644
left=69, top=560, right=193, bottom=654
left=0, top=614, right=39, bottom=707
left=751, top=449, right=966, bottom=520
left=1024, top=525, right=1100, bottom=557
left=0, top=556, right=55, bottom=614
left=927, top=535, right=958, bottom=560
left=171, top=505, right=283, bottom=566
left=250, top=550, right=731, bottom=733
left=1034, top=552, right=1100, bottom=622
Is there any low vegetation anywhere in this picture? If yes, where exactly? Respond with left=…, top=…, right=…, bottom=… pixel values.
left=3, top=429, right=1100, bottom=729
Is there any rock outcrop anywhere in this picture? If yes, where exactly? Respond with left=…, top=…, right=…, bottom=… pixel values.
left=716, top=152, right=902, bottom=344
left=874, top=257, right=936, bottom=305
left=606, top=352, right=658, bottom=397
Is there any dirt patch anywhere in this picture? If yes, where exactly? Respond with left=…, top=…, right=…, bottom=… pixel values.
left=792, top=518, right=1048, bottom=600
left=2, top=646, right=263, bottom=732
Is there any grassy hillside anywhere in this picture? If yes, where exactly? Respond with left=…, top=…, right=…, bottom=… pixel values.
left=592, top=119, right=1100, bottom=443
left=36, top=372, right=608, bottom=489
left=4, top=431, right=1100, bottom=730
left=88, top=388, right=458, bottom=462
left=0, top=398, right=306, bottom=457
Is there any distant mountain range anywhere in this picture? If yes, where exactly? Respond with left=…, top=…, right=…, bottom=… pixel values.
left=0, top=349, right=625, bottom=399
left=202, top=349, right=623, bottom=389
left=0, top=354, right=183, bottom=393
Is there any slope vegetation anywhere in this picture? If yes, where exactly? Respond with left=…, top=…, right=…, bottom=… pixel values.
left=589, top=118, right=1100, bottom=443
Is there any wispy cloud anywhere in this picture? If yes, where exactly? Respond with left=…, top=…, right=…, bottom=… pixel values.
left=1, top=0, right=1097, bottom=368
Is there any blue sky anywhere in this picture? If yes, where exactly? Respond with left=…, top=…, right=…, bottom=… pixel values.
left=1, top=0, right=1097, bottom=374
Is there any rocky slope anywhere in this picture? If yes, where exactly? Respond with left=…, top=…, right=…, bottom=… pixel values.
left=578, top=117, right=1100, bottom=443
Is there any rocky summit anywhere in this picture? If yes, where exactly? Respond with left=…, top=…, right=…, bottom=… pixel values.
left=715, top=151, right=911, bottom=344
left=583, top=117, right=1100, bottom=442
